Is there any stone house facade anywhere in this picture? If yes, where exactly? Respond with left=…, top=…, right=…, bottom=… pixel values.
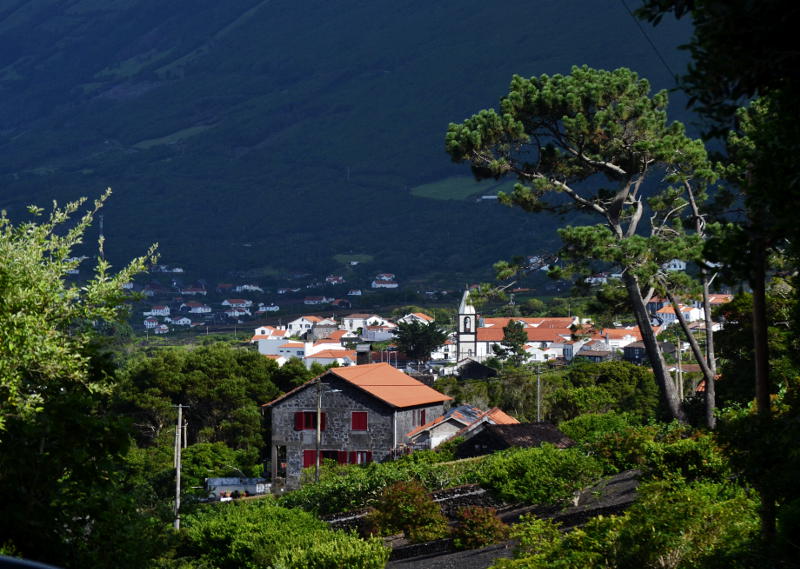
left=264, top=363, right=450, bottom=489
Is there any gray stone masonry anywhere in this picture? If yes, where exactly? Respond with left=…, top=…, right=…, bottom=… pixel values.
left=269, top=372, right=444, bottom=488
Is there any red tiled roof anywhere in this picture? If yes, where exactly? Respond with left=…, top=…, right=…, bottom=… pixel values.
left=305, top=349, right=356, bottom=360
left=264, top=363, right=451, bottom=410
left=330, top=364, right=451, bottom=408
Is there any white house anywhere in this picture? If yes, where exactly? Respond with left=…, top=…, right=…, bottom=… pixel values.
left=222, top=299, right=253, bottom=308
left=145, top=305, right=171, bottom=317
left=325, top=275, right=345, bottom=285
left=662, top=259, right=687, bottom=272
left=235, top=284, right=264, bottom=293
left=181, top=301, right=212, bottom=314
left=341, top=313, right=386, bottom=332
left=256, top=302, right=280, bottom=313
left=224, top=307, right=251, bottom=318
left=287, top=315, right=323, bottom=334
left=277, top=341, right=306, bottom=359
left=371, top=279, right=399, bottom=289
left=168, top=315, right=192, bottom=326
left=180, top=287, right=207, bottom=296
left=656, top=304, right=704, bottom=326
left=304, top=296, right=333, bottom=305
left=144, top=317, right=159, bottom=329
left=303, top=349, right=357, bottom=369
left=347, top=289, right=362, bottom=296
left=397, top=312, right=435, bottom=325
left=154, top=324, right=170, bottom=334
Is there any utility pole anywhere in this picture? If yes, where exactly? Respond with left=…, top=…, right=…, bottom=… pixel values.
left=173, top=404, right=188, bottom=530
left=315, top=380, right=322, bottom=483
left=536, top=364, right=542, bottom=422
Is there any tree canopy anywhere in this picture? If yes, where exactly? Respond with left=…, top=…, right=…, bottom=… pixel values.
left=446, top=65, right=714, bottom=421
left=0, top=191, right=155, bottom=429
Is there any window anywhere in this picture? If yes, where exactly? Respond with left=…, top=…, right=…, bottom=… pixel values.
left=413, top=408, right=427, bottom=426
left=351, top=411, right=368, bottom=431
left=294, top=411, right=326, bottom=430
left=349, top=450, right=373, bottom=465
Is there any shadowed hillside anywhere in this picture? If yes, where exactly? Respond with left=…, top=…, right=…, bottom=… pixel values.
left=0, top=0, right=690, bottom=281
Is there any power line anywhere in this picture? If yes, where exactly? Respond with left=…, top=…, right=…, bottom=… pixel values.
left=619, top=0, right=678, bottom=83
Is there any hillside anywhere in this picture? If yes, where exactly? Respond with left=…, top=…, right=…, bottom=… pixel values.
left=0, top=0, right=691, bottom=282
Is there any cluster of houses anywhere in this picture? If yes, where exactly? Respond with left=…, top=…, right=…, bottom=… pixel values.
left=250, top=311, right=452, bottom=368
left=263, top=362, right=573, bottom=489
left=257, top=287, right=735, bottom=490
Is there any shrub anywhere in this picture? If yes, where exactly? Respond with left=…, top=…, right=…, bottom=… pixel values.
left=478, top=445, right=603, bottom=505
left=272, top=531, right=389, bottom=569
left=452, top=506, right=509, bottom=550
left=558, top=411, right=634, bottom=445
left=181, top=499, right=384, bottom=569
left=278, top=455, right=478, bottom=516
left=364, top=480, right=449, bottom=543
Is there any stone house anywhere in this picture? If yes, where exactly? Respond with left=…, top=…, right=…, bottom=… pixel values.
left=264, top=363, right=451, bottom=489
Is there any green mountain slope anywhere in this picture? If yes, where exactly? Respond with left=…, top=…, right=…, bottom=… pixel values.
left=0, top=0, right=691, bottom=281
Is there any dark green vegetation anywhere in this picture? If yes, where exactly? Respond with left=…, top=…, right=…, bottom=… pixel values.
left=0, top=0, right=689, bottom=281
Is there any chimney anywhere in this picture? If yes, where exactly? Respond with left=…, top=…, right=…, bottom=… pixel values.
left=356, top=344, right=371, bottom=366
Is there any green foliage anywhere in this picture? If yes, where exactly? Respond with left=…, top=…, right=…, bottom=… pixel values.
left=452, top=506, right=509, bottom=550
left=0, top=195, right=166, bottom=568
left=713, top=287, right=798, bottom=408
left=278, top=454, right=478, bottom=516
left=493, top=480, right=759, bottom=569
left=585, top=422, right=730, bottom=482
left=558, top=411, right=635, bottom=444
left=492, top=320, right=529, bottom=366
left=478, top=445, right=603, bottom=505
left=365, top=480, right=449, bottom=543
left=181, top=499, right=386, bottom=569
left=272, top=531, right=389, bottom=569
left=547, top=386, right=615, bottom=423
left=561, top=360, right=661, bottom=423
left=118, top=343, right=280, bottom=451
left=393, top=320, right=448, bottom=362
left=0, top=192, right=155, bottom=427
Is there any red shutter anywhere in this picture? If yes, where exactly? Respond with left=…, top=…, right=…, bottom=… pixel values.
left=337, top=451, right=348, bottom=465
left=366, top=451, right=373, bottom=464
left=320, top=412, right=327, bottom=431
left=420, top=410, right=426, bottom=425
left=294, top=412, right=304, bottom=431
left=303, top=450, right=316, bottom=468
left=351, top=411, right=368, bottom=431
left=349, top=451, right=357, bottom=464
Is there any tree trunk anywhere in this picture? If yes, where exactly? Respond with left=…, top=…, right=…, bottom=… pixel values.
left=623, top=272, right=685, bottom=421
left=663, top=289, right=716, bottom=426
left=699, top=270, right=717, bottom=429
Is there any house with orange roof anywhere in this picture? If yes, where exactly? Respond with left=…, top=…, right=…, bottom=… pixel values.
left=656, top=304, right=704, bottom=327
left=287, top=315, right=323, bottom=334
left=277, top=341, right=306, bottom=359
left=398, top=312, right=435, bottom=325
left=304, top=349, right=357, bottom=368
left=264, top=363, right=451, bottom=488
left=341, top=313, right=387, bottom=332
left=406, top=405, right=519, bottom=450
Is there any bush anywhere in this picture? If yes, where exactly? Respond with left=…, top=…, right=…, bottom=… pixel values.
left=586, top=422, right=730, bottom=481
left=492, top=480, right=759, bottom=569
left=452, top=506, right=509, bottom=550
left=478, top=445, right=603, bottom=505
left=181, top=499, right=384, bottom=569
left=278, top=455, right=478, bottom=516
left=272, top=531, right=389, bottom=569
left=364, top=480, right=449, bottom=543
left=558, top=411, right=634, bottom=444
